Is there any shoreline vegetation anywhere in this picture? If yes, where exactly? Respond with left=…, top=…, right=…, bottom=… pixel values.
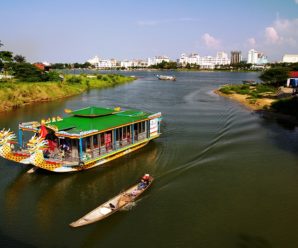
left=215, top=84, right=278, bottom=110
left=0, top=74, right=134, bottom=112
left=215, top=62, right=298, bottom=124
left=215, top=84, right=298, bottom=124
left=0, top=43, right=134, bottom=112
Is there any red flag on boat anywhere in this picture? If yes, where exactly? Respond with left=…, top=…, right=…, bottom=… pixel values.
left=39, top=124, right=48, bottom=138
left=47, top=140, right=57, bottom=151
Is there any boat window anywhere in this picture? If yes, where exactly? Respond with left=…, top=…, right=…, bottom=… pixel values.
left=123, top=126, right=127, bottom=139
left=141, top=122, right=145, bottom=133
left=82, top=138, right=86, bottom=152
left=105, top=131, right=112, bottom=151
left=86, top=137, right=91, bottom=149
left=116, top=128, right=122, bottom=141
left=134, top=123, right=138, bottom=135
left=100, top=133, right=105, bottom=146
left=135, top=122, right=145, bottom=134
left=71, top=139, right=79, bottom=158
left=93, top=134, right=98, bottom=148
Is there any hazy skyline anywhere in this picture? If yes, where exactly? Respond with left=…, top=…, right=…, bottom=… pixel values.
left=1, top=0, right=298, bottom=63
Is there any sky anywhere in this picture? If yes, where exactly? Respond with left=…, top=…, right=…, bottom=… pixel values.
left=1, top=0, right=298, bottom=63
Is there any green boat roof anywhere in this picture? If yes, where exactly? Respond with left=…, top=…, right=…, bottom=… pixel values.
left=46, top=106, right=159, bottom=136
left=71, top=106, right=116, bottom=117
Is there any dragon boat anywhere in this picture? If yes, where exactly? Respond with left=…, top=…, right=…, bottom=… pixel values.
left=0, top=106, right=162, bottom=173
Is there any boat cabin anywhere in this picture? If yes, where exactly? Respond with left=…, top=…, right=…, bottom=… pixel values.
left=16, top=106, right=162, bottom=172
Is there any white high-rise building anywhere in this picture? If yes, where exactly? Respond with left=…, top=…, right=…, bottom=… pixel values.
left=215, top=52, right=230, bottom=65
left=147, top=56, right=170, bottom=66
left=199, top=56, right=215, bottom=69
left=179, top=52, right=230, bottom=69
left=247, top=49, right=268, bottom=64
left=178, top=53, right=200, bottom=65
left=120, top=60, right=133, bottom=68
left=154, top=56, right=170, bottom=64
left=87, top=56, right=100, bottom=68
left=282, top=54, right=298, bottom=63
left=87, top=56, right=118, bottom=68
left=247, top=49, right=259, bottom=64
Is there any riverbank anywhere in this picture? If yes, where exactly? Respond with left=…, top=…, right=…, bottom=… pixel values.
left=215, top=83, right=279, bottom=110
left=0, top=74, right=134, bottom=112
left=214, top=89, right=275, bottom=110
left=215, top=84, right=298, bottom=124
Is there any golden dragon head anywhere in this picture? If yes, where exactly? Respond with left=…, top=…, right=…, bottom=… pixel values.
left=0, top=129, right=16, bottom=146
left=0, top=129, right=16, bottom=158
left=20, top=134, right=48, bottom=166
left=27, top=134, right=48, bottom=154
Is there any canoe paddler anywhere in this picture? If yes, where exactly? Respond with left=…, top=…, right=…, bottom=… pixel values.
left=138, top=174, right=150, bottom=190
left=142, top=174, right=150, bottom=184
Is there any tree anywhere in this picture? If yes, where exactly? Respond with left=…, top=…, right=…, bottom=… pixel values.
left=44, top=71, right=62, bottom=81
left=149, top=61, right=178, bottom=69
left=0, top=51, right=13, bottom=63
left=51, top=63, right=66, bottom=69
left=14, top=54, right=26, bottom=63
left=185, top=63, right=191, bottom=69
left=73, top=63, right=81, bottom=69
left=290, top=63, right=298, bottom=71
left=0, top=50, right=13, bottom=75
left=259, top=67, right=290, bottom=87
left=11, top=63, right=44, bottom=82
left=82, top=62, right=92, bottom=68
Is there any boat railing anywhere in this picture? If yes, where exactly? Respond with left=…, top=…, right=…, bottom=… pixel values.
left=136, top=132, right=146, bottom=141
left=87, top=132, right=148, bottom=158
left=53, top=131, right=149, bottom=164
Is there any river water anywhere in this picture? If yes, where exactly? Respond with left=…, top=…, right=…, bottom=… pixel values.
left=0, top=71, right=298, bottom=248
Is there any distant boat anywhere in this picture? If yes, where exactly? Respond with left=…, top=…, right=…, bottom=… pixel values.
left=69, top=174, right=154, bottom=227
left=156, top=75, right=176, bottom=81
left=242, top=80, right=257, bottom=85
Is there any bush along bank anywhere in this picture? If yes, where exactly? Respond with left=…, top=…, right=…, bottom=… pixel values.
left=271, top=97, right=298, bottom=119
left=0, top=74, right=135, bottom=112
left=217, top=83, right=298, bottom=123
left=217, top=83, right=277, bottom=107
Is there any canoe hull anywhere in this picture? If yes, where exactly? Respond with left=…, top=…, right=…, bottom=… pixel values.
left=70, top=177, right=154, bottom=227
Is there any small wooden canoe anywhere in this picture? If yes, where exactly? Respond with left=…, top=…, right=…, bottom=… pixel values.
left=69, top=176, right=154, bottom=228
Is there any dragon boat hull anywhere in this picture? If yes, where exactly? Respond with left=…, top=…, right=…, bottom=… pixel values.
left=0, top=106, right=162, bottom=173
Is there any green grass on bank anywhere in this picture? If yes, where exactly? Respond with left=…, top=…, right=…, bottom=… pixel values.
left=219, top=83, right=298, bottom=118
left=219, top=84, right=277, bottom=101
left=0, top=74, right=134, bottom=112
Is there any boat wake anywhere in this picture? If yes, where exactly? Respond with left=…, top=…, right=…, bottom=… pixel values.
left=156, top=104, right=237, bottom=181
left=120, top=202, right=137, bottom=211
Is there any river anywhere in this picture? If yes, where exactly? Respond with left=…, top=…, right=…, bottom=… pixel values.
left=0, top=71, right=298, bottom=248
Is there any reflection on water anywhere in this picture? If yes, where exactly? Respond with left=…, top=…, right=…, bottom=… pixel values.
left=237, top=234, right=272, bottom=248
left=1, top=71, right=298, bottom=247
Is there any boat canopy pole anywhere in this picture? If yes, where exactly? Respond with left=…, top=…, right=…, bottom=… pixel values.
left=131, top=124, right=134, bottom=144
left=146, top=120, right=150, bottom=138
left=113, top=129, right=116, bottom=149
left=18, top=128, right=23, bottom=148
left=79, top=138, right=83, bottom=161
left=158, top=118, right=161, bottom=134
